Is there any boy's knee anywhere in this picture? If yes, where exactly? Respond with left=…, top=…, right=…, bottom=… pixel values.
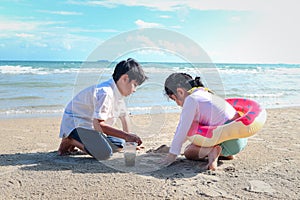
left=90, top=146, right=113, bottom=160
left=96, top=151, right=112, bottom=160
left=83, top=143, right=113, bottom=160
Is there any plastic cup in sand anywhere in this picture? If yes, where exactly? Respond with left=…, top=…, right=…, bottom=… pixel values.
left=124, top=142, right=137, bottom=166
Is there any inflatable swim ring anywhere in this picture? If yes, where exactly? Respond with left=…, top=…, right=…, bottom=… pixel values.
left=187, top=98, right=267, bottom=147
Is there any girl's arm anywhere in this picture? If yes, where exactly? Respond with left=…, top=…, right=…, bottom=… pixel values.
left=161, top=97, right=198, bottom=166
left=169, top=97, right=198, bottom=155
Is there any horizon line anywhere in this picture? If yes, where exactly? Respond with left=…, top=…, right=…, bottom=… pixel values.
left=0, top=59, right=299, bottom=65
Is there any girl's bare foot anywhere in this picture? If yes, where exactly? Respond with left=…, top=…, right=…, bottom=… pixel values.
left=219, top=155, right=235, bottom=160
left=206, top=146, right=222, bottom=170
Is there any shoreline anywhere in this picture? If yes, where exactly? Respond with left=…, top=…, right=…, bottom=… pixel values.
left=1, top=105, right=299, bottom=120
left=0, top=107, right=299, bottom=199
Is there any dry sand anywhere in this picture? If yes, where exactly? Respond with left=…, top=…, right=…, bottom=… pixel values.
left=0, top=108, right=299, bottom=199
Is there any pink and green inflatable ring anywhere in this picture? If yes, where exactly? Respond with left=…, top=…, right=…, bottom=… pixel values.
left=187, top=98, right=267, bottom=147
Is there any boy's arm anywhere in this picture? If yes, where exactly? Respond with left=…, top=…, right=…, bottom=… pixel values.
left=119, top=115, right=129, bottom=132
left=93, top=119, right=142, bottom=145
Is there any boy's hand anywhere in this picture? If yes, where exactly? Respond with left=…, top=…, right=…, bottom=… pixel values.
left=125, top=133, right=142, bottom=146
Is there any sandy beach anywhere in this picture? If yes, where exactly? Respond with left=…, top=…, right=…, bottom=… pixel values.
left=0, top=107, right=299, bottom=199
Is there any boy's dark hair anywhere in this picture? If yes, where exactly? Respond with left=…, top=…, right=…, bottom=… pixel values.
left=112, top=58, right=148, bottom=85
left=164, top=73, right=206, bottom=96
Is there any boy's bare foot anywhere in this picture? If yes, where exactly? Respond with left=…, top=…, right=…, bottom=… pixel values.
left=206, top=146, right=222, bottom=170
left=67, top=145, right=79, bottom=153
left=58, top=137, right=87, bottom=156
left=58, top=137, right=73, bottom=156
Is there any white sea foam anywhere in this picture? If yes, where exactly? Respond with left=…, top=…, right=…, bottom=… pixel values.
left=1, top=61, right=299, bottom=118
left=0, top=65, right=48, bottom=75
left=242, top=93, right=285, bottom=98
left=219, top=66, right=300, bottom=75
left=127, top=105, right=180, bottom=115
left=0, top=65, right=109, bottom=75
left=0, top=108, right=64, bottom=119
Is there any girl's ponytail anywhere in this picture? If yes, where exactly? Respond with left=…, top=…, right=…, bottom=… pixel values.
left=194, top=77, right=204, bottom=87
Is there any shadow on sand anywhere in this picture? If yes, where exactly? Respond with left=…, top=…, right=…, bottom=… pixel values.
left=0, top=151, right=225, bottom=179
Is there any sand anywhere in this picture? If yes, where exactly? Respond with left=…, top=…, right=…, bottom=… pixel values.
left=0, top=108, right=299, bottom=199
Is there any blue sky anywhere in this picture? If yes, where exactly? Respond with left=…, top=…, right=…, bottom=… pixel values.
left=0, top=0, right=299, bottom=63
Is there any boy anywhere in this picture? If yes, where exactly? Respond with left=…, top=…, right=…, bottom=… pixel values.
left=58, top=58, right=147, bottom=160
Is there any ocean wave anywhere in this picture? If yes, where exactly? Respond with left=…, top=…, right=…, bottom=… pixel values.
left=218, top=66, right=300, bottom=75
left=0, top=65, right=48, bottom=75
left=242, top=93, right=285, bottom=98
left=2, top=64, right=299, bottom=76
left=143, top=66, right=216, bottom=74
left=127, top=105, right=180, bottom=115
left=0, top=108, right=64, bottom=115
left=0, top=65, right=109, bottom=75
left=224, top=92, right=285, bottom=99
left=0, top=105, right=179, bottom=117
left=0, top=96, right=43, bottom=101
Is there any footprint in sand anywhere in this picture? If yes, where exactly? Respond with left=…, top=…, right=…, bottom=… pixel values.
left=247, top=180, right=275, bottom=194
left=146, top=144, right=170, bottom=153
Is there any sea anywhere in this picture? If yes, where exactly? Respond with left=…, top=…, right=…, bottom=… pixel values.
left=1, top=60, right=300, bottom=119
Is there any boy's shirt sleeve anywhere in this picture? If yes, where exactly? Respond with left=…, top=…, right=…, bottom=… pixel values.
left=93, top=89, right=113, bottom=121
left=169, top=97, right=198, bottom=155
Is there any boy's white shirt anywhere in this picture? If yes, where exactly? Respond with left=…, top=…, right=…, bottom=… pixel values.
left=59, top=78, right=127, bottom=138
left=169, top=89, right=237, bottom=155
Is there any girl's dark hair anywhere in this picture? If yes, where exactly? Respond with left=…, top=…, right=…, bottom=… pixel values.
left=112, top=58, right=148, bottom=85
left=164, top=73, right=206, bottom=96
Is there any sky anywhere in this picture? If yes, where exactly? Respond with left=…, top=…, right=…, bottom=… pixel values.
left=0, top=0, right=299, bottom=63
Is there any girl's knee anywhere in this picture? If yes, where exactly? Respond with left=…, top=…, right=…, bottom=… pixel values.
left=184, top=144, right=201, bottom=160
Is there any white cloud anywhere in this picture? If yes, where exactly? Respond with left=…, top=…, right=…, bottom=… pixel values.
left=135, top=19, right=162, bottom=28
left=159, top=15, right=172, bottom=19
left=230, top=16, right=241, bottom=23
left=0, top=16, right=102, bottom=54
left=63, top=41, right=72, bottom=50
left=229, top=0, right=300, bottom=63
left=34, top=42, right=48, bottom=48
left=0, top=33, right=9, bottom=38
left=66, top=0, right=288, bottom=11
left=0, top=19, right=38, bottom=32
left=170, top=25, right=182, bottom=29
left=137, top=49, right=165, bottom=56
left=37, top=10, right=83, bottom=16
left=15, top=33, right=35, bottom=38
left=0, top=18, right=67, bottom=32
left=67, top=27, right=118, bottom=33
left=67, top=0, right=116, bottom=8
left=67, top=0, right=184, bottom=11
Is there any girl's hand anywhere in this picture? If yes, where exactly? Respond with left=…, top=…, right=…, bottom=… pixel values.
left=160, top=153, right=177, bottom=166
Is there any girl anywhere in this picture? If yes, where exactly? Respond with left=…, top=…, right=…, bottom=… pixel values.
left=162, top=73, right=248, bottom=170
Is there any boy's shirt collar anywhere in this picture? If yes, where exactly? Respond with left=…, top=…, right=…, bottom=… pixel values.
left=110, top=78, right=123, bottom=98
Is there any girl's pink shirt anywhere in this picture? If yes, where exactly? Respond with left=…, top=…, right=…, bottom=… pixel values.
left=169, top=89, right=236, bottom=155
